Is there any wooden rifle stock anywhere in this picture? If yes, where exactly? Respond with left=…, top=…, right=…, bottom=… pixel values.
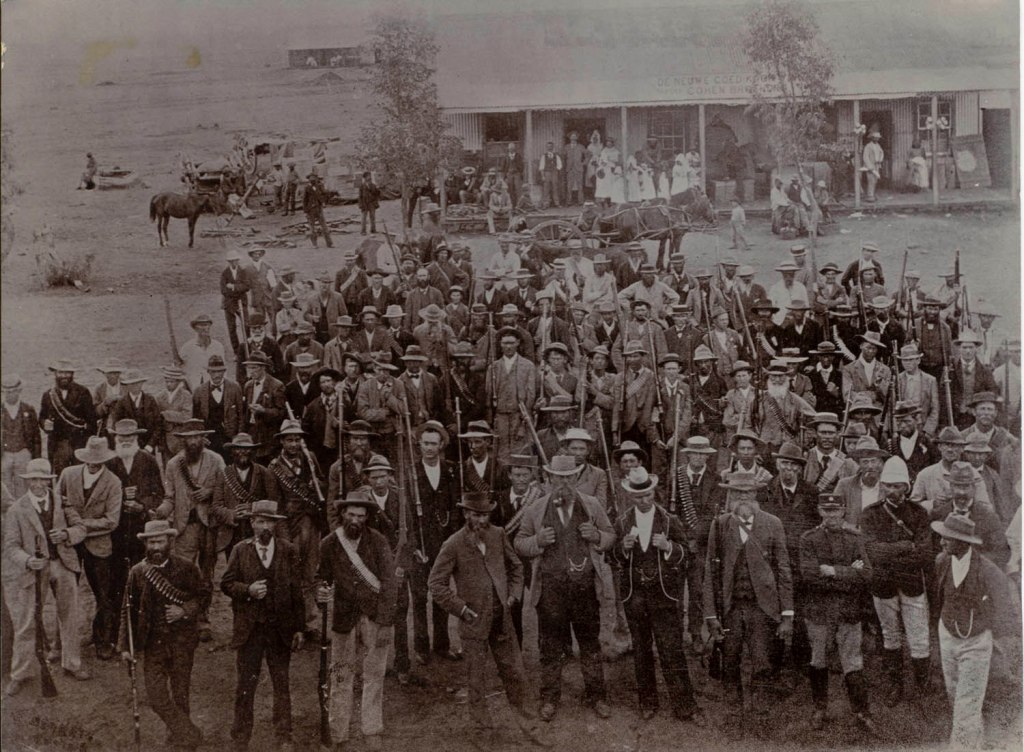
left=318, top=602, right=332, bottom=747
left=401, top=396, right=429, bottom=563
left=163, top=296, right=185, bottom=368
left=33, top=545, right=58, bottom=698
left=454, top=398, right=465, bottom=494
left=124, top=553, right=142, bottom=751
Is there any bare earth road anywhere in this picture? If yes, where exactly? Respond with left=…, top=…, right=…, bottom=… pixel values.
left=1, top=59, right=1020, bottom=752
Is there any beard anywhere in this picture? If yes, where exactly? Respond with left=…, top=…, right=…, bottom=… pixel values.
left=116, top=443, right=139, bottom=461
left=767, top=382, right=790, bottom=400
left=146, top=548, right=168, bottom=565
left=184, top=443, right=204, bottom=462
left=343, top=520, right=363, bottom=540
left=467, top=517, right=490, bottom=534
left=256, top=529, right=273, bottom=545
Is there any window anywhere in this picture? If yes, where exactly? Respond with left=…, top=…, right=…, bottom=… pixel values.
left=916, top=100, right=953, bottom=153
left=483, top=114, right=521, bottom=143
left=648, top=109, right=692, bottom=157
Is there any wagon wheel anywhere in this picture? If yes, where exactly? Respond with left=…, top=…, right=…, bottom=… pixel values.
left=530, top=219, right=582, bottom=245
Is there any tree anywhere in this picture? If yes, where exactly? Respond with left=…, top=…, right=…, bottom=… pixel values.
left=744, top=0, right=835, bottom=242
left=356, top=16, right=463, bottom=229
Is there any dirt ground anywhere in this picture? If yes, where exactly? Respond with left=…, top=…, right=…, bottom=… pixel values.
left=1, top=59, right=1022, bottom=752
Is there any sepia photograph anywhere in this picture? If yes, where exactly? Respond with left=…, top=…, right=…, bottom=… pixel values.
left=0, top=0, right=1020, bottom=749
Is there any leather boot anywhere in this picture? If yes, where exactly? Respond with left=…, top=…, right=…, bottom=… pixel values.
left=844, top=671, right=877, bottom=734
left=911, top=657, right=933, bottom=695
left=809, top=667, right=829, bottom=730
left=882, top=649, right=904, bottom=705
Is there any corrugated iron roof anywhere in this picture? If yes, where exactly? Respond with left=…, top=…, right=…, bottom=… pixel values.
left=436, top=0, right=1018, bottom=111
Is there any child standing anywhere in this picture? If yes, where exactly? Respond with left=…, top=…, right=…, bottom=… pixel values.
left=729, top=198, right=749, bottom=250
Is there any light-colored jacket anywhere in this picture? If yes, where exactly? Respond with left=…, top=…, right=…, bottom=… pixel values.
left=3, top=491, right=84, bottom=588
left=514, top=490, right=614, bottom=606
left=158, top=449, right=226, bottom=535
left=59, top=465, right=123, bottom=558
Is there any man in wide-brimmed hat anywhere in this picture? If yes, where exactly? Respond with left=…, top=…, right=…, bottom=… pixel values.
left=931, top=512, right=1017, bottom=750
left=191, top=354, right=244, bottom=459
left=910, top=426, right=993, bottom=513
left=157, top=418, right=224, bottom=641
left=889, top=400, right=938, bottom=484
left=267, top=420, right=324, bottom=636
left=322, top=315, right=357, bottom=373
left=804, top=342, right=844, bottom=416
left=429, top=492, right=544, bottom=743
left=514, top=454, right=615, bottom=722
left=283, top=322, right=324, bottom=382
left=109, top=369, right=163, bottom=453
left=404, top=266, right=444, bottom=331
left=58, top=435, right=122, bottom=660
left=767, top=262, right=808, bottom=327
left=762, top=441, right=820, bottom=680
left=950, top=330, right=1000, bottom=430
left=93, top=358, right=127, bottom=437
left=928, top=461, right=1009, bottom=567
left=610, top=466, right=706, bottom=727
left=243, top=350, right=287, bottom=462
left=895, top=343, right=939, bottom=436
left=331, top=253, right=366, bottom=322
left=107, top=418, right=163, bottom=623
left=961, top=391, right=1016, bottom=471
left=302, top=169, right=333, bottom=248
left=39, top=358, right=97, bottom=476
left=861, top=455, right=933, bottom=703
left=236, top=311, right=286, bottom=384
left=180, top=311, right=228, bottom=393
left=833, top=435, right=888, bottom=527
left=779, top=299, right=822, bottom=355
left=803, top=411, right=857, bottom=491
left=119, top=519, right=208, bottom=748
left=614, top=299, right=668, bottom=372
left=721, top=428, right=773, bottom=489
left=842, top=330, right=892, bottom=407
left=704, top=471, right=793, bottom=735
left=800, top=493, right=876, bottom=734
left=221, top=249, right=250, bottom=352
left=613, top=340, right=660, bottom=460
left=1, top=372, right=41, bottom=499
left=213, top=432, right=278, bottom=553
left=486, top=326, right=540, bottom=462
left=282, top=350, right=322, bottom=419
left=325, top=420, right=378, bottom=509
left=315, top=491, right=398, bottom=750
left=221, top=500, right=305, bottom=750
left=4, top=458, right=88, bottom=696
left=755, top=359, right=815, bottom=454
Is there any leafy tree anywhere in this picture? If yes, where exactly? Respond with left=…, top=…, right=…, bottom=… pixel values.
left=744, top=0, right=835, bottom=239
left=356, top=16, right=463, bottom=228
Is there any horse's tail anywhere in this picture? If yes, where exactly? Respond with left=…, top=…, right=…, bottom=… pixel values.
left=149, top=195, right=159, bottom=222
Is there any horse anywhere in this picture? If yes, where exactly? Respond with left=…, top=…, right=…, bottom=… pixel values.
left=149, top=191, right=225, bottom=248
left=593, top=201, right=693, bottom=269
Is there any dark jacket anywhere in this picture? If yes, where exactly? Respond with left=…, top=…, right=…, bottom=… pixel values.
left=702, top=510, right=794, bottom=622
left=117, top=555, right=209, bottom=652
left=220, top=537, right=306, bottom=648
left=860, top=500, right=933, bottom=599
left=39, top=382, right=97, bottom=454
left=358, top=179, right=381, bottom=212
left=110, top=393, right=164, bottom=450
left=428, top=524, right=524, bottom=641
left=220, top=266, right=251, bottom=312
left=929, top=501, right=1010, bottom=569
left=1, top=401, right=41, bottom=457
left=610, top=504, right=688, bottom=603
left=243, top=376, right=287, bottom=452
left=760, top=477, right=821, bottom=585
left=317, top=528, right=398, bottom=632
left=192, top=379, right=245, bottom=440
left=799, top=524, right=873, bottom=625
left=932, top=550, right=1018, bottom=640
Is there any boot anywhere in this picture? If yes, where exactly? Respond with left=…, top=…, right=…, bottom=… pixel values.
left=808, top=667, right=829, bottom=730
left=882, top=648, right=904, bottom=705
left=911, top=657, right=933, bottom=696
left=844, top=671, right=877, bottom=734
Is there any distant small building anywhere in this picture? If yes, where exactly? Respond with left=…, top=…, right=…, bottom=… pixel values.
left=288, top=46, right=374, bottom=69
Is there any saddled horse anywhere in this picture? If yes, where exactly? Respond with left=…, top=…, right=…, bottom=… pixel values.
left=149, top=191, right=226, bottom=248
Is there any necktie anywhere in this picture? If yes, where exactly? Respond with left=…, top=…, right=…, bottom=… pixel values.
left=513, top=495, right=523, bottom=510
left=259, top=546, right=269, bottom=565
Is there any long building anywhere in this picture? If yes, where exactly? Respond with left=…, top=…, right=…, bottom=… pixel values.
left=436, top=1, right=1018, bottom=203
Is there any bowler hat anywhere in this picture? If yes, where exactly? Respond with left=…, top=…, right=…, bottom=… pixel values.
left=225, top=433, right=261, bottom=449
left=363, top=455, right=393, bottom=474
left=111, top=419, right=147, bottom=437
left=544, top=455, right=582, bottom=476
left=276, top=419, right=306, bottom=437
left=719, top=471, right=767, bottom=492
left=458, top=492, right=496, bottom=513
left=246, top=500, right=287, bottom=520
left=174, top=418, right=215, bottom=437
left=335, top=491, right=376, bottom=510
left=613, top=441, right=648, bottom=464
left=682, top=436, right=717, bottom=455
left=772, top=441, right=807, bottom=465
left=343, top=420, right=377, bottom=437
left=540, top=395, right=575, bottom=412
left=459, top=420, right=495, bottom=439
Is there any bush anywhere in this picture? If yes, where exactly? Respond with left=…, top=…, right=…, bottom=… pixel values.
left=36, top=250, right=94, bottom=288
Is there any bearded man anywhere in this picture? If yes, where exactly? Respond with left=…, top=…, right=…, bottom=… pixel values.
left=39, top=359, right=97, bottom=477
left=118, top=520, right=209, bottom=749
left=755, top=360, right=815, bottom=454
left=107, top=419, right=163, bottom=649
left=157, top=419, right=226, bottom=641
left=212, top=433, right=280, bottom=556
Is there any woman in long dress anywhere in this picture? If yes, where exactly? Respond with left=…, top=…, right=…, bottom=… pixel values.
left=596, top=138, right=622, bottom=207
left=586, top=131, right=603, bottom=198
left=670, top=153, right=690, bottom=198
left=907, top=140, right=929, bottom=191
left=625, top=151, right=641, bottom=203
left=637, top=151, right=657, bottom=202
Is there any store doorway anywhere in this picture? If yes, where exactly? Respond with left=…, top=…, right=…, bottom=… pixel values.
left=982, top=109, right=1011, bottom=189
left=860, top=110, right=894, bottom=187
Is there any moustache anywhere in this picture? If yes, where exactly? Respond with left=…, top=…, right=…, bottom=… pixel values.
left=257, top=529, right=273, bottom=545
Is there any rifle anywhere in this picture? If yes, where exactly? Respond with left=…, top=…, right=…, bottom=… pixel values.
left=1002, top=339, right=1012, bottom=420
left=381, top=221, right=403, bottom=276
left=882, top=344, right=899, bottom=453
left=953, top=248, right=963, bottom=322
left=285, top=403, right=326, bottom=518
left=34, top=546, right=58, bottom=698
left=707, top=515, right=729, bottom=680
left=318, top=602, right=332, bottom=747
left=124, top=553, right=142, bottom=751
left=438, top=324, right=453, bottom=411
left=595, top=412, right=619, bottom=525
left=238, top=306, right=251, bottom=362
left=519, top=401, right=548, bottom=466
left=569, top=322, right=587, bottom=427
left=337, top=381, right=345, bottom=490
left=895, top=249, right=909, bottom=313
left=668, top=388, right=682, bottom=515
left=162, top=296, right=185, bottom=368
left=649, top=323, right=665, bottom=442
left=854, top=284, right=868, bottom=332
left=454, top=397, right=466, bottom=494
left=400, top=396, right=429, bottom=564
left=609, top=278, right=630, bottom=445
left=940, top=324, right=955, bottom=427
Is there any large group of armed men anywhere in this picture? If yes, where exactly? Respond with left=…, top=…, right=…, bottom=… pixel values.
left=2, top=211, right=1021, bottom=751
